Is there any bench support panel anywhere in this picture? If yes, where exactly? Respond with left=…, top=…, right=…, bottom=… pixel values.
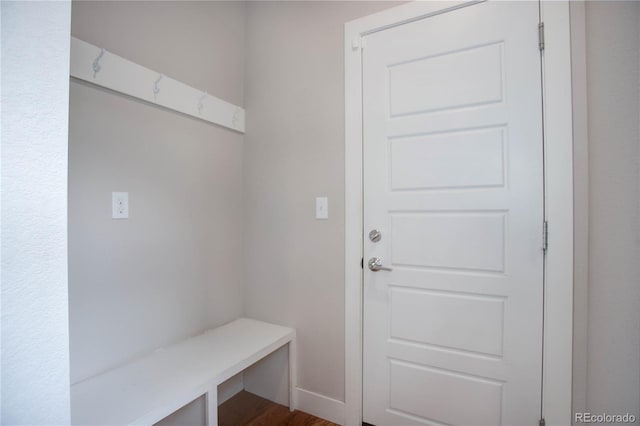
left=206, top=386, right=218, bottom=426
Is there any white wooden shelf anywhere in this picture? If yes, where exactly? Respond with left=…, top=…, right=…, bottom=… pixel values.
left=70, top=37, right=245, bottom=133
left=71, top=318, right=295, bottom=426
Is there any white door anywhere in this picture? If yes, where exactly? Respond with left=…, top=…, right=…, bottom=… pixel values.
left=362, top=2, right=544, bottom=425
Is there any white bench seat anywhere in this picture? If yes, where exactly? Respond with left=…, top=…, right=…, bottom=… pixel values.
left=71, top=318, right=296, bottom=426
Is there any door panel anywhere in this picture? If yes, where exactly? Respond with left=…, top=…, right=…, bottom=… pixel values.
left=390, top=287, right=505, bottom=356
left=390, top=212, right=506, bottom=272
left=362, top=2, right=544, bottom=425
left=388, top=42, right=504, bottom=117
left=389, top=360, right=503, bottom=426
left=390, top=127, right=507, bottom=191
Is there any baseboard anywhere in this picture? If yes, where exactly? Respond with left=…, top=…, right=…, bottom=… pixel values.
left=295, top=387, right=345, bottom=425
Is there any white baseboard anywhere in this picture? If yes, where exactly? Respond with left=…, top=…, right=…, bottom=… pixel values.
left=295, top=387, right=345, bottom=425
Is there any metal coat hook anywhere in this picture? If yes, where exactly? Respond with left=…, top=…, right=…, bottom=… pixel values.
left=153, top=74, right=163, bottom=100
left=92, top=48, right=105, bottom=78
left=198, top=92, right=207, bottom=114
left=232, top=108, right=242, bottom=127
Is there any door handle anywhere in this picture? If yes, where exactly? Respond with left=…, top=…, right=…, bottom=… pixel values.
left=368, top=257, right=393, bottom=272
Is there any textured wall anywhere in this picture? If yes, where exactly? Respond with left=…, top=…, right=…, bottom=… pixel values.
left=69, top=1, right=245, bottom=384
left=1, top=1, right=72, bottom=424
left=19, top=2, right=640, bottom=424
left=583, top=1, right=640, bottom=420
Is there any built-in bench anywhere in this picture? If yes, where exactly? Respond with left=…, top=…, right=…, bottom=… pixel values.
left=71, top=318, right=296, bottom=426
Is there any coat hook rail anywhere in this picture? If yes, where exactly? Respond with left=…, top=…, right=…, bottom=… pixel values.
left=70, top=37, right=245, bottom=133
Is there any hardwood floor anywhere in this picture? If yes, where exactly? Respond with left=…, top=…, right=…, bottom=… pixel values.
left=218, top=391, right=338, bottom=426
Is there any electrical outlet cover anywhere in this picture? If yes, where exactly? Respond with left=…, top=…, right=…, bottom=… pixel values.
left=315, top=196, right=328, bottom=220
left=112, top=192, right=129, bottom=219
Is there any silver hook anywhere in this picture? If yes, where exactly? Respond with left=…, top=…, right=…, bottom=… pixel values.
left=232, top=108, right=242, bottom=127
left=92, top=48, right=105, bottom=78
left=153, top=74, right=163, bottom=100
left=198, top=92, right=207, bottom=114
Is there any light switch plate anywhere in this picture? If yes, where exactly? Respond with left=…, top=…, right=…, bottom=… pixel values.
left=112, top=192, right=129, bottom=219
left=315, top=197, right=328, bottom=220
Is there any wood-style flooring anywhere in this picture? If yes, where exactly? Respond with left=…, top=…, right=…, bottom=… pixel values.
left=218, top=391, right=338, bottom=426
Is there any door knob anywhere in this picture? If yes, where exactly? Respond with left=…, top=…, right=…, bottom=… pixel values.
left=368, top=257, right=392, bottom=272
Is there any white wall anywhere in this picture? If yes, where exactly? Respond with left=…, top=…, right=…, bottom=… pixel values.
left=68, top=1, right=246, bottom=385
left=582, top=1, right=640, bottom=420
left=242, top=1, right=403, bottom=415
left=5, top=2, right=638, bottom=424
left=242, top=2, right=640, bottom=423
left=1, top=1, right=72, bottom=424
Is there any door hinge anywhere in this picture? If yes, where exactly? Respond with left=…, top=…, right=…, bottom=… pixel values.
left=543, top=221, right=549, bottom=253
left=361, top=257, right=364, bottom=269
left=538, top=22, right=545, bottom=51
left=539, top=418, right=546, bottom=426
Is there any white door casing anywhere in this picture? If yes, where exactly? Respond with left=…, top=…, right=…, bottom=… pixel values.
left=362, top=2, right=543, bottom=424
left=346, top=1, right=574, bottom=425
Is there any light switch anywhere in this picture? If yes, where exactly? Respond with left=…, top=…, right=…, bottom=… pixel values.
left=315, top=197, right=328, bottom=220
left=112, top=192, right=129, bottom=219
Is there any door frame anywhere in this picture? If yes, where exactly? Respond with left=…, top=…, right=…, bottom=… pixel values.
left=344, top=2, right=574, bottom=425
